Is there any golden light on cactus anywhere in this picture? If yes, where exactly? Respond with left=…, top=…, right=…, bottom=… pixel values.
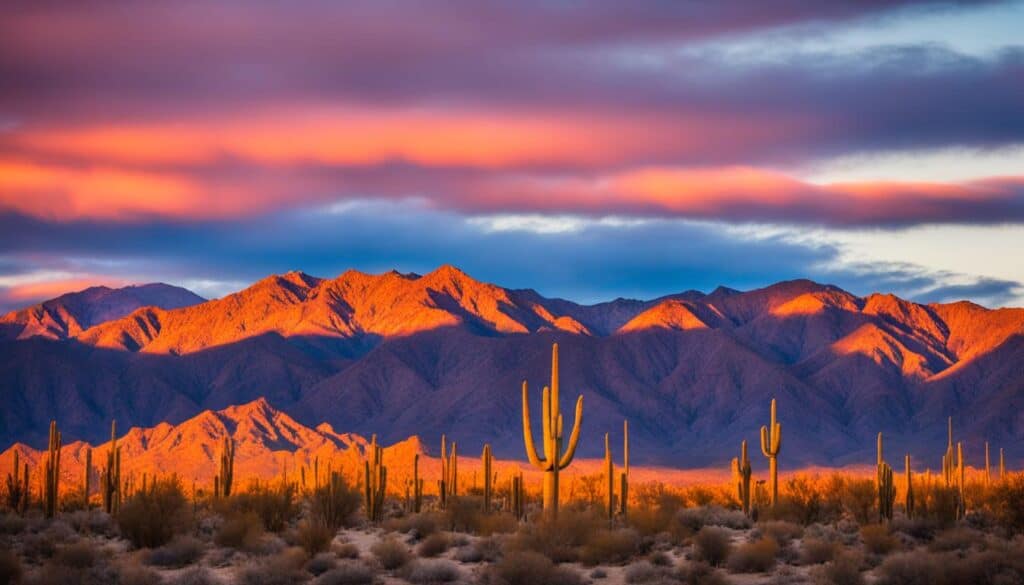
left=760, top=398, right=782, bottom=507
left=522, top=343, right=583, bottom=518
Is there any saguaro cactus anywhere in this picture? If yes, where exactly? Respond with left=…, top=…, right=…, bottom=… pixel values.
left=83, top=447, right=92, bottom=509
left=956, top=442, right=966, bottom=519
left=522, top=343, right=584, bottom=518
left=510, top=471, right=524, bottom=520
left=5, top=450, right=29, bottom=513
left=760, top=398, right=782, bottom=507
left=411, top=453, right=423, bottom=513
left=731, top=440, right=752, bottom=516
left=102, top=421, right=121, bottom=514
left=904, top=454, right=915, bottom=519
left=482, top=444, right=493, bottom=513
left=876, top=433, right=895, bottom=522
left=44, top=421, right=62, bottom=517
left=620, top=420, right=629, bottom=519
left=604, top=433, right=614, bottom=524
left=214, top=436, right=235, bottom=498
left=364, top=435, right=387, bottom=522
left=985, top=442, right=991, bottom=485
left=942, top=417, right=955, bottom=487
left=1000, top=448, right=1006, bottom=481
left=440, top=435, right=458, bottom=508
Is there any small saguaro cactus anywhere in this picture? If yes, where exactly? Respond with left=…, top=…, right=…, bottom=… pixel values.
left=510, top=471, right=525, bottom=520
left=876, top=433, right=895, bottom=522
left=44, top=420, right=62, bottom=518
left=83, top=447, right=92, bottom=509
left=364, top=435, right=387, bottom=522
left=942, top=417, right=955, bottom=487
left=1000, top=448, right=1006, bottom=481
left=985, top=442, right=991, bottom=485
left=904, top=454, right=915, bottom=519
left=760, top=398, right=782, bottom=507
left=214, top=436, right=236, bottom=498
left=102, top=420, right=121, bottom=514
left=5, top=450, right=29, bottom=513
left=620, top=419, right=629, bottom=519
left=440, top=435, right=458, bottom=509
left=956, top=441, right=966, bottom=519
left=604, top=433, right=614, bottom=524
left=482, top=444, right=493, bottom=513
left=412, top=453, right=423, bottom=513
left=731, top=440, right=752, bottom=516
left=522, top=343, right=584, bottom=518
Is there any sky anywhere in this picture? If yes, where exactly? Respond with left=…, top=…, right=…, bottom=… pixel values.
left=1, top=0, right=1023, bottom=311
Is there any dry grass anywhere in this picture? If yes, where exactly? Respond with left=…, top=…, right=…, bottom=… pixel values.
left=313, top=561, right=377, bottom=585
left=144, top=534, right=204, bottom=567
left=481, top=550, right=584, bottom=585
left=579, top=528, right=641, bottom=566
left=405, top=559, right=462, bottom=584
left=294, top=519, right=334, bottom=555
left=237, top=547, right=309, bottom=585
left=859, top=524, right=899, bottom=556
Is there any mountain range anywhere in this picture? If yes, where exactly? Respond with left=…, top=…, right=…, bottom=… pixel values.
left=1, top=265, right=1022, bottom=468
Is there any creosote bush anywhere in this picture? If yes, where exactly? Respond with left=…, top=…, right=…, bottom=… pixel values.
left=508, top=508, right=603, bottom=563
left=215, top=511, right=265, bottom=551
left=693, top=527, right=732, bottom=567
left=860, top=524, right=899, bottom=556
left=144, top=535, right=204, bottom=567
left=579, top=528, right=641, bottom=566
left=293, top=519, right=334, bottom=555
left=117, top=476, right=192, bottom=548
left=238, top=547, right=308, bottom=585
left=810, top=553, right=863, bottom=585
left=480, top=550, right=584, bottom=585
left=405, top=559, right=461, bottom=584
left=313, top=561, right=376, bottom=585
left=311, top=476, right=361, bottom=531
left=221, top=482, right=299, bottom=533
left=371, top=536, right=412, bottom=571
left=727, top=537, right=778, bottom=573
left=417, top=532, right=451, bottom=558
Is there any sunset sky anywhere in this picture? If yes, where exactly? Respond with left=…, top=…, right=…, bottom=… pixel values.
left=2, top=1, right=1023, bottom=311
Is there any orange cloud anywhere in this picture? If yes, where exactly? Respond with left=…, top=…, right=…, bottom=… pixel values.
left=1, top=276, right=129, bottom=304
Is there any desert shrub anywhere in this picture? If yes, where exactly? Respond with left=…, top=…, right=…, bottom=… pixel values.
left=481, top=551, right=584, bottom=585
left=649, top=550, right=673, bottom=566
left=117, top=476, right=192, bottom=548
left=590, top=567, right=607, bottom=579
left=628, top=486, right=687, bottom=539
left=457, top=536, right=502, bottom=563
left=169, top=567, right=223, bottom=585
left=385, top=512, right=441, bottom=538
left=768, top=476, right=826, bottom=525
left=811, top=553, right=864, bottom=585
left=20, top=532, right=58, bottom=562
left=860, top=524, right=899, bottom=556
left=800, top=538, right=838, bottom=565
left=294, top=519, right=334, bottom=555
left=238, top=548, right=308, bottom=585
left=145, top=534, right=204, bottom=567
left=215, top=511, right=265, bottom=551
left=333, top=542, right=360, bottom=559
left=370, top=536, right=412, bottom=570
left=917, top=483, right=959, bottom=528
left=53, top=541, right=98, bottom=569
left=417, top=532, right=451, bottom=558
left=927, top=527, right=984, bottom=552
left=676, top=506, right=750, bottom=534
left=727, top=537, right=778, bottom=573
left=405, top=559, right=461, bottom=584
left=224, top=483, right=299, bottom=533
left=875, top=550, right=946, bottom=585
left=311, top=475, right=361, bottom=530
left=579, top=528, right=641, bottom=566
left=0, top=549, right=22, bottom=585
left=116, top=561, right=164, bottom=585
left=65, top=510, right=114, bottom=537
left=676, top=561, right=731, bottom=585
left=624, top=561, right=671, bottom=584
left=313, top=561, right=376, bottom=585
left=888, top=517, right=936, bottom=542
left=306, top=552, right=338, bottom=576
left=693, top=527, right=732, bottom=567
left=508, top=508, right=603, bottom=563
left=989, top=474, right=1024, bottom=535
left=840, top=480, right=876, bottom=525
left=757, top=520, right=803, bottom=546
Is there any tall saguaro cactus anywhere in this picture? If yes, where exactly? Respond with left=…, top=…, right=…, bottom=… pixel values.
left=604, top=433, right=614, bottom=524
left=510, top=471, right=524, bottom=520
left=956, top=442, right=966, bottom=519
left=904, top=454, right=915, bottom=519
left=83, top=448, right=92, bottom=509
left=876, top=433, right=895, bottom=522
left=731, top=440, right=752, bottom=516
left=1000, top=448, right=1006, bottom=481
left=760, top=398, right=782, bottom=507
left=364, top=435, right=387, bottom=522
left=102, top=421, right=121, bottom=515
left=44, top=421, right=62, bottom=518
left=482, top=444, right=494, bottom=512
left=984, top=442, right=991, bottom=485
left=620, top=420, right=629, bottom=519
left=411, top=453, right=423, bottom=513
left=5, top=450, right=29, bottom=513
left=522, top=343, right=584, bottom=518
left=214, top=436, right=235, bottom=498
left=942, top=417, right=955, bottom=487
left=440, top=435, right=458, bottom=509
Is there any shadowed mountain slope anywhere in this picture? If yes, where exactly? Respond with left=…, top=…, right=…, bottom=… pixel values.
left=2, top=266, right=1022, bottom=466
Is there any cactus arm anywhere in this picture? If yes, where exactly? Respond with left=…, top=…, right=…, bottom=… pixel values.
left=760, top=425, right=771, bottom=457
left=542, top=386, right=552, bottom=455
left=557, top=395, right=584, bottom=468
left=521, top=381, right=545, bottom=468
